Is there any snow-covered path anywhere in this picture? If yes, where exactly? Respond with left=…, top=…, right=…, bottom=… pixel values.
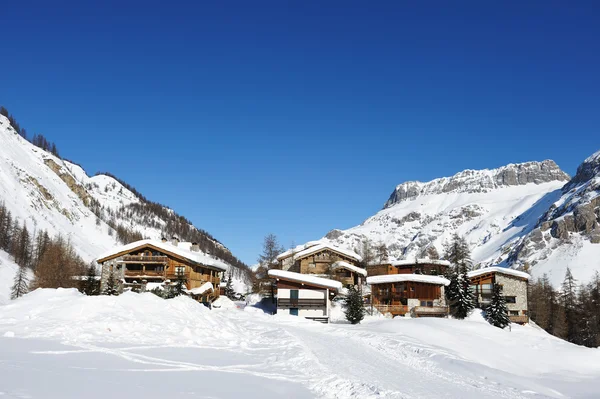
left=0, top=290, right=599, bottom=398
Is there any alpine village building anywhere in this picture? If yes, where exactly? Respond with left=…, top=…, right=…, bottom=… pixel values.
left=269, top=242, right=366, bottom=322
left=367, top=259, right=451, bottom=317
left=96, top=237, right=227, bottom=302
left=467, top=267, right=530, bottom=324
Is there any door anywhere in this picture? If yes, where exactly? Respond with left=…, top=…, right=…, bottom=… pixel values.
left=290, top=289, right=299, bottom=306
left=290, top=308, right=299, bottom=316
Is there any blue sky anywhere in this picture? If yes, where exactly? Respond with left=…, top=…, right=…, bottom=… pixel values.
left=2, top=1, right=599, bottom=265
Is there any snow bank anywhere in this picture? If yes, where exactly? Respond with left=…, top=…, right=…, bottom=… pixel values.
left=1, top=289, right=599, bottom=398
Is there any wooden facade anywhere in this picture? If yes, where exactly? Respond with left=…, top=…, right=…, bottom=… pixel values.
left=98, top=243, right=222, bottom=302
left=279, top=247, right=363, bottom=287
left=371, top=281, right=446, bottom=317
left=367, top=261, right=449, bottom=277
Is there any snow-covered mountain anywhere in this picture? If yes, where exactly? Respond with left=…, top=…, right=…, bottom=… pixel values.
left=0, top=114, right=247, bottom=278
left=324, top=156, right=600, bottom=286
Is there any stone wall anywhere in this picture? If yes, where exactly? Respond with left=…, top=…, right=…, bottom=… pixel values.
left=495, top=274, right=528, bottom=313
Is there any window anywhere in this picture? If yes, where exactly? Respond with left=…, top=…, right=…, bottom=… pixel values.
left=175, top=266, right=185, bottom=274
left=420, top=301, right=434, bottom=307
left=290, top=308, right=299, bottom=316
left=290, top=290, right=299, bottom=300
left=504, top=296, right=516, bottom=304
left=510, top=311, right=519, bottom=316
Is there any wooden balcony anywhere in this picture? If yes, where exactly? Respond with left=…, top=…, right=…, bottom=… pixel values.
left=412, top=306, right=448, bottom=317
left=509, top=315, right=529, bottom=324
left=121, top=255, right=168, bottom=263
left=277, top=298, right=326, bottom=309
left=124, top=270, right=165, bottom=279
left=373, top=304, right=409, bottom=316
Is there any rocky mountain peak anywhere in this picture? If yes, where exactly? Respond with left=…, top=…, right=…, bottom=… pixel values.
left=384, top=160, right=570, bottom=209
left=565, top=150, right=600, bottom=190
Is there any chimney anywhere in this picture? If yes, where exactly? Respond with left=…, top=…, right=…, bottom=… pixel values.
left=171, top=236, right=179, bottom=246
left=191, top=242, right=199, bottom=252
left=161, top=237, right=167, bottom=243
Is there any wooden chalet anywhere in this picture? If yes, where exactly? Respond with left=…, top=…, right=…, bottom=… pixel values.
left=96, top=237, right=227, bottom=302
left=368, top=258, right=451, bottom=277
left=268, top=269, right=342, bottom=323
left=468, top=267, right=530, bottom=324
left=276, top=242, right=365, bottom=287
left=367, top=274, right=450, bottom=318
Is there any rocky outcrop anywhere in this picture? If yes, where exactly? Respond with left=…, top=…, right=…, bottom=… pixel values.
left=384, top=160, right=569, bottom=208
left=44, top=158, right=92, bottom=206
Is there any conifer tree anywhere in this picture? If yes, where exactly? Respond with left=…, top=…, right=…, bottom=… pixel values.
left=224, top=271, right=235, bottom=299
left=560, top=267, right=579, bottom=342
left=11, top=264, right=29, bottom=300
left=344, top=285, right=365, bottom=324
left=446, top=267, right=475, bottom=319
left=102, top=270, right=119, bottom=296
left=485, top=283, right=511, bottom=328
left=82, top=264, right=100, bottom=295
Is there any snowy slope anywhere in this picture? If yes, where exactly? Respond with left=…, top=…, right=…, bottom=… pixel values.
left=505, top=150, right=600, bottom=285
left=0, top=250, right=22, bottom=304
left=325, top=154, right=600, bottom=286
left=0, top=114, right=239, bottom=272
left=0, top=289, right=598, bottom=398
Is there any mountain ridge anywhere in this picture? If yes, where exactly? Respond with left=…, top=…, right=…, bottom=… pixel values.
left=326, top=153, right=600, bottom=286
left=0, top=112, right=249, bottom=281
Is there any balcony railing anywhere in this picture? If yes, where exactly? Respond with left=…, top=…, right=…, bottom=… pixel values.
left=373, top=304, right=409, bottom=315
left=509, top=315, right=529, bottom=324
left=412, top=306, right=448, bottom=316
left=125, top=270, right=165, bottom=278
left=277, top=298, right=326, bottom=309
left=121, top=255, right=168, bottom=263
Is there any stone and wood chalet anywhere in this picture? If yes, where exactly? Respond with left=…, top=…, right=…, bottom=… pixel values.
left=276, top=242, right=365, bottom=287
left=468, top=267, right=530, bottom=324
left=367, top=273, right=450, bottom=318
left=268, top=269, right=342, bottom=323
left=96, top=237, right=227, bottom=302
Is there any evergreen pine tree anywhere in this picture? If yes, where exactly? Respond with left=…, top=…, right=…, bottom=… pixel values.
left=560, top=267, right=580, bottom=343
left=344, top=285, right=365, bottom=324
left=446, top=268, right=475, bottom=319
left=11, top=264, right=29, bottom=299
left=224, top=271, right=235, bottom=299
left=83, top=264, right=100, bottom=295
left=485, top=283, right=511, bottom=328
left=102, top=270, right=119, bottom=296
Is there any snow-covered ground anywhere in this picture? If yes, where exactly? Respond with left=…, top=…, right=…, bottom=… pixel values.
left=1, top=290, right=598, bottom=398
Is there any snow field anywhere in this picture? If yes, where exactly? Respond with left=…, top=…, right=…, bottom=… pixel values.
left=1, top=289, right=599, bottom=398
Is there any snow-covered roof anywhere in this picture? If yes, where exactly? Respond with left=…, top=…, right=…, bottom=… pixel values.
left=96, top=239, right=229, bottom=271
left=467, top=267, right=530, bottom=280
left=187, top=282, right=214, bottom=295
left=331, top=261, right=367, bottom=277
left=370, top=258, right=451, bottom=267
left=276, top=241, right=322, bottom=260
left=278, top=243, right=362, bottom=262
left=367, top=274, right=450, bottom=286
left=268, top=269, right=343, bottom=292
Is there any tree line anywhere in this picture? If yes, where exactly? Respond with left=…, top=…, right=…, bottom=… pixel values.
left=529, top=269, right=600, bottom=348
left=1, top=201, right=87, bottom=299
left=1, top=105, right=249, bottom=281
left=0, top=106, right=60, bottom=157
